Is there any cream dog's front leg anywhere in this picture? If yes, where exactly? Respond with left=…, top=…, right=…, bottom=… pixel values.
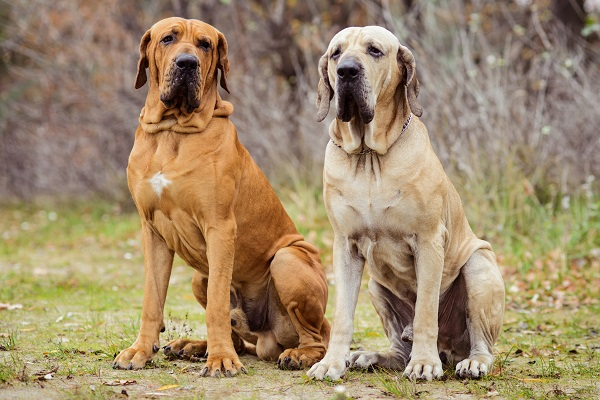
left=403, top=231, right=445, bottom=381
left=308, top=236, right=364, bottom=381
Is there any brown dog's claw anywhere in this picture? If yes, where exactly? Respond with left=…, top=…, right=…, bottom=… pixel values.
left=200, top=367, right=208, bottom=377
left=241, top=367, right=248, bottom=374
left=214, top=369, right=221, bottom=378
left=225, top=370, right=232, bottom=377
left=152, top=344, right=159, bottom=353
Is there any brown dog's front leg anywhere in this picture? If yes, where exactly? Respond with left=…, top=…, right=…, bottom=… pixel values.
left=201, top=223, right=245, bottom=377
left=114, top=223, right=174, bottom=369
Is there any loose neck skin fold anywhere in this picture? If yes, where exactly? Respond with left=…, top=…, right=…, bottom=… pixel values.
left=331, top=83, right=412, bottom=155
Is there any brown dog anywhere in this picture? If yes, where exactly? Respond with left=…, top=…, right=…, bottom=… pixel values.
left=112, top=17, right=330, bottom=377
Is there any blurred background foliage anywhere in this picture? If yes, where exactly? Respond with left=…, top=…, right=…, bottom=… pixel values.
left=0, top=0, right=599, bottom=205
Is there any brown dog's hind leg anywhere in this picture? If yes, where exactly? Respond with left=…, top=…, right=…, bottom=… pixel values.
left=270, top=241, right=330, bottom=370
left=162, top=271, right=253, bottom=361
left=163, top=338, right=208, bottom=360
left=163, top=332, right=249, bottom=361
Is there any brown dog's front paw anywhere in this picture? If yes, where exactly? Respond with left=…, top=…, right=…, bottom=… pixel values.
left=163, top=338, right=208, bottom=361
left=277, top=347, right=325, bottom=370
left=200, top=352, right=246, bottom=377
left=113, top=344, right=157, bottom=370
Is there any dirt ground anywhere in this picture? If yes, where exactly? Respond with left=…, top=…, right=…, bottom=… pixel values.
left=1, top=205, right=599, bottom=399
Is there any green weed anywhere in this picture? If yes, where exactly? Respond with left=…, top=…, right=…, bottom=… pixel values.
left=0, top=329, right=18, bottom=351
left=376, top=371, right=422, bottom=398
left=0, top=198, right=599, bottom=398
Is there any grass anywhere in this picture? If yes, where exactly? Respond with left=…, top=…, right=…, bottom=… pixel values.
left=0, top=185, right=599, bottom=398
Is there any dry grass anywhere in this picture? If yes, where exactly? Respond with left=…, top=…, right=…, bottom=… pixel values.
left=0, top=1, right=598, bottom=202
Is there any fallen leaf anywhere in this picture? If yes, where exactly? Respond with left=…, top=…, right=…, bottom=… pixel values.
left=0, top=303, right=23, bottom=311
left=517, top=378, right=548, bottom=382
left=34, top=366, right=59, bottom=376
left=157, top=384, right=179, bottom=391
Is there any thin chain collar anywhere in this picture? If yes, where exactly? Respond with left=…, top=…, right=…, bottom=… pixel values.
left=330, top=113, right=413, bottom=155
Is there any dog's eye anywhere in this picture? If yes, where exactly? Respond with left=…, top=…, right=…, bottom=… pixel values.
left=198, top=40, right=211, bottom=51
left=368, top=46, right=383, bottom=57
left=161, top=35, right=174, bottom=45
left=331, top=48, right=341, bottom=60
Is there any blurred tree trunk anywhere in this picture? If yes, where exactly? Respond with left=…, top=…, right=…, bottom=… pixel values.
left=172, top=0, right=191, bottom=18
left=551, top=0, right=586, bottom=35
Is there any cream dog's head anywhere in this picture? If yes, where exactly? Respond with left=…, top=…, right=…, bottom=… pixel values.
left=316, top=26, right=422, bottom=124
left=135, top=17, right=229, bottom=115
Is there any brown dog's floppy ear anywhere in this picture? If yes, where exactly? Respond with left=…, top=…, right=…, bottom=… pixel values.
left=217, top=31, right=230, bottom=94
left=397, top=44, right=423, bottom=117
left=316, top=53, right=333, bottom=122
left=135, top=29, right=151, bottom=89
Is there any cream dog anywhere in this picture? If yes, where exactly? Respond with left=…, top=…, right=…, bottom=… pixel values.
left=307, top=26, right=505, bottom=381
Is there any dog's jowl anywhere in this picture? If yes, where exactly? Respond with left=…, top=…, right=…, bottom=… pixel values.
left=112, top=18, right=330, bottom=377
left=307, top=26, right=505, bottom=382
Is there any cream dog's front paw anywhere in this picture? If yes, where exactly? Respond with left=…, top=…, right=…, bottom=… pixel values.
left=307, top=357, right=347, bottom=381
left=455, top=355, right=491, bottom=379
left=403, top=357, right=443, bottom=381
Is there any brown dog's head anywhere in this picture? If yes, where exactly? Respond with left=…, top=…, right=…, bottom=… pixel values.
left=316, top=26, right=422, bottom=124
left=135, top=17, right=229, bottom=115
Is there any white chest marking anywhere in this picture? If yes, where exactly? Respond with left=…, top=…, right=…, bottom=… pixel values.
left=148, top=172, right=172, bottom=197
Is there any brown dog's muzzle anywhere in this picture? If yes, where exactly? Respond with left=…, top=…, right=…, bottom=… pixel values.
left=335, top=57, right=373, bottom=124
left=160, top=53, right=202, bottom=113
left=175, top=53, right=199, bottom=71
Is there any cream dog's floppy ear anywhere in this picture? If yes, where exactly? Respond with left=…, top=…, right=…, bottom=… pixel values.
left=397, top=45, right=423, bottom=117
left=217, top=31, right=230, bottom=94
left=135, top=29, right=151, bottom=89
left=316, top=53, right=333, bottom=122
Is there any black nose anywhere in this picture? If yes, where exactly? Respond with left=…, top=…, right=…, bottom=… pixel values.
left=337, top=60, right=360, bottom=81
left=175, top=54, right=199, bottom=70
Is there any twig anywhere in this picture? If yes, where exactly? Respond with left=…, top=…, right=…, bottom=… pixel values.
left=532, top=4, right=552, bottom=50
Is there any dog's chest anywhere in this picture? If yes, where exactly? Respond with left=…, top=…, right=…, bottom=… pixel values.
left=129, top=139, right=183, bottom=210
left=326, top=175, right=421, bottom=235
left=325, top=155, right=427, bottom=289
left=128, top=134, right=211, bottom=268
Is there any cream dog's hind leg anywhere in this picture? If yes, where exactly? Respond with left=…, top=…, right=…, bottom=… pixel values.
left=348, top=279, right=412, bottom=370
left=455, top=249, right=505, bottom=378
